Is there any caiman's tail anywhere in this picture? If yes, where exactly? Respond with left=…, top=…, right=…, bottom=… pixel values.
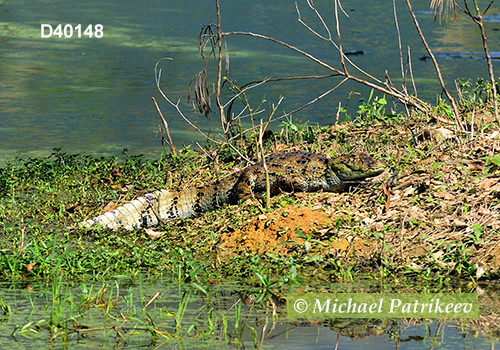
left=79, top=188, right=203, bottom=230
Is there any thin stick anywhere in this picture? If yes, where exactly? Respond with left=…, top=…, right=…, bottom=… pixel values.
left=393, top=0, right=406, bottom=88
left=215, top=0, right=227, bottom=137
left=152, top=97, right=178, bottom=156
left=407, top=46, right=418, bottom=97
left=333, top=0, right=348, bottom=73
left=143, top=291, right=161, bottom=311
left=405, top=0, right=464, bottom=131
left=259, top=121, right=271, bottom=209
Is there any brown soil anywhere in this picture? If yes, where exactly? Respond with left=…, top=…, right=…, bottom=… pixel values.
left=218, top=193, right=379, bottom=260
left=219, top=205, right=332, bottom=255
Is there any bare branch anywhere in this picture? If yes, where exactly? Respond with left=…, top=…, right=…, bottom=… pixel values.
left=295, top=1, right=382, bottom=83
left=333, top=0, right=348, bottom=73
left=393, top=0, right=406, bottom=89
left=154, top=58, right=223, bottom=145
left=215, top=0, right=227, bottom=137
left=483, top=0, right=495, bottom=16
left=296, top=0, right=332, bottom=41
left=405, top=0, right=464, bottom=130
left=227, top=77, right=350, bottom=143
left=224, top=31, right=429, bottom=112
left=407, top=47, right=418, bottom=97
left=152, top=96, right=177, bottom=156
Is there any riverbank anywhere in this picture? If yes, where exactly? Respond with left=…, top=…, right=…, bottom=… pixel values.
left=2, top=106, right=499, bottom=282
left=1, top=99, right=500, bottom=343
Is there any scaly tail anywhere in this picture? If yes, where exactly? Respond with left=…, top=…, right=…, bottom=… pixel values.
left=79, top=187, right=225, bottom=230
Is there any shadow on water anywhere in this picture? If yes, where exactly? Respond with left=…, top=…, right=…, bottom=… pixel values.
left=1, top=0, right=500, bottom=164
left=0, top=278, right=498, bottom=349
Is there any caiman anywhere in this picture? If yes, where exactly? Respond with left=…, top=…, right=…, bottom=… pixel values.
left=79, top=151, right=385, bottom=230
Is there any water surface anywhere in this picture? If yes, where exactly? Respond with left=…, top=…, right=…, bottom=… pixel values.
left=0, top=279, right=496, bottom=349
left=1, top=0, right=499, bottom=164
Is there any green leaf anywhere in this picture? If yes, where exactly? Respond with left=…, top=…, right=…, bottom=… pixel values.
left=255, top=272, right=266, bottom=285
left=492, top=154, right=500, bottom=166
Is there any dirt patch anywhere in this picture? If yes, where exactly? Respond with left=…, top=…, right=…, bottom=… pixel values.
left=218, top=203, right=379, bottom=259
left=219, top=205, right=332, bottom=255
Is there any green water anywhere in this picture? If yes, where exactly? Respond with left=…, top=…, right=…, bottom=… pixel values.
left=1, top=0, right=500, bottom=164
left=0, top=279, right=496, bottom=349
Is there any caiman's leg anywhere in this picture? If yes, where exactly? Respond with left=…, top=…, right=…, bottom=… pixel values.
left=232, top=168, right=258, bottom=202
left=233, top=169, right=309, bottom=201
left=269, top=175, right=309, bottom=194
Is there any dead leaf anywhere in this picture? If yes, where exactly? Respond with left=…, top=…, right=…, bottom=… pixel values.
left=102, top=201, right=116, bottom=213
left=145, top=228, right=165, bottom=239
left=25, top=262, right=39, bottom=272
left=477, top=178, right=499, bottom=190
left=476, top=262, right=487, bottom=279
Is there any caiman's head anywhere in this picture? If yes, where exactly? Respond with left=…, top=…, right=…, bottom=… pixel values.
left=329, top=152, right=385, bottom=181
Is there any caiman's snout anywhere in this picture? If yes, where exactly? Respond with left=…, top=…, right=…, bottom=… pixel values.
left=331, top=152, right=385, bottom=180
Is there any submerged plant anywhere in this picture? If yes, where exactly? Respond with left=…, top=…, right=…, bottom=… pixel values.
left=0, top=297, right=10, bottom=316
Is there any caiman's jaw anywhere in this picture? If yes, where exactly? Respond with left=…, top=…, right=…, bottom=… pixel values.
left=329, top=152, right=385, bottom=180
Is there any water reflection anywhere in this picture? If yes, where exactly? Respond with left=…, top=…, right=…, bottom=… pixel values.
left=1, top=0, right=500, bottom=164
left=0, top=279, right=496, bottom=349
